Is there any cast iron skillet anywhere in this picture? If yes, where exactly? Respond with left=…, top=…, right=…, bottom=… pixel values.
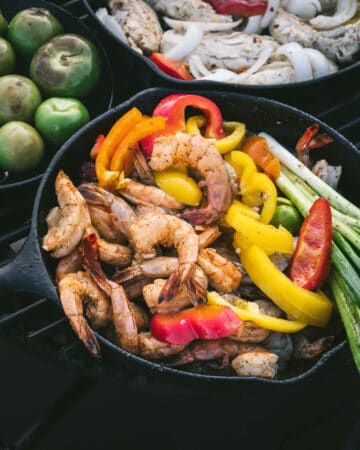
left=0, top=0, right=114, bottom=198
left=82, top=0, right=360, bottom=104
left=0, top=88, right=358, bottom=387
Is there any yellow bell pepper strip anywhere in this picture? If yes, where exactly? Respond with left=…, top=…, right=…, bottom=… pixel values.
left=207, top=291, right=307, bottom=333
left=241, top=135, right=280, bottom=178
left=215, top=121, right=246, bottom=154
left=154, top=169, right=203, bottom=206
left=241, top=172, right=277, bottom=224
left=225, top=150, right=257, bottom=188
left=226, top=202, right=293, bottom=255
left=186, top=115, right=207, bottom=135
left=95, top=107, right=143, bottom=187
left=186, top=116, right=246, bottom=154
left=230, top=199, right=260, bottom=221
left=110, top=116, right=166, bottom=175
left=240, top=244, right=333, bottom=327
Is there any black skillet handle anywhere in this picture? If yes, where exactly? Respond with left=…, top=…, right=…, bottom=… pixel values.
left=0, top=230, right=58, bottom=302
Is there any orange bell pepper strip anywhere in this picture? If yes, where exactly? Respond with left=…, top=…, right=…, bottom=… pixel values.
left=110, top=116, right=166, bottom=175
left=241, top=135, right=280, bottom=178
left=95, top=107, right=143, bottom=186
left=90, top=134, right=105, bottom=160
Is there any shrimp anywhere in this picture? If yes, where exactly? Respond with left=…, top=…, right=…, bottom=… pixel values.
left=167, top=339, right=258, bottom=368
left=86, top=227, right=132, bottom=267
left=132, top=145, right=155, bottom=185
left=58, top=271, right=111, bottom=358
left=197, top=224, right=222, bottom=250
left=56, top=248, right=82, bottom=282
left=138, top=331, right=186, bottom=360
left=142, top=265, right=208, bottom=314
left=229, top=321, right=270, bottom=343
left=43, top=170, right=91, bottom=258
left=109, top=281, right=139, bottom=354
left=129, top=212, right=199, bottom=302
left=88, top=205, right=126, bottom=243
left=150, top=132, right=232, bottom=225
left=197, top=248, right=242, bottom=293
left=293, top=334, right=334, bottom=360
left=119, top=179, right=184, bottom=211
left=113, top=256, right=179, bottom=284
left=78, top=184, right=137, bottom=240
left=231, top=350, right=279, bottom=378
left=129, top=303, right=149, bottom=331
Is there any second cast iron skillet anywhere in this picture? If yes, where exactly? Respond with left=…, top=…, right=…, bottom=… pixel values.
left=0, top=88, right=358, bottom=389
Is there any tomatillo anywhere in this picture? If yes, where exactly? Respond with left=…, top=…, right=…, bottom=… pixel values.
left=30, top=34, right=101, bottom=98
left=0, top=121, right=45, bottom=172
left=0, top=10, right=7, bottom=36
left=7, top=8, right=63, bottom=58
left=270, top=204, right=303, bottom=236
left=35, top=97, right=90, bottom=147
left=0, top=75, right=42, bottom=125
left=0, top=38, right=15, bottom=75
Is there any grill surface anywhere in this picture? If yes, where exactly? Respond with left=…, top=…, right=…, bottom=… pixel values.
left=0, top=1, right=359, bottom=449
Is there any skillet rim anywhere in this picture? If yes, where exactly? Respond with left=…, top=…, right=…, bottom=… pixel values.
left=0, top=0, right=115, bottom=193
left=82, top=0, right=360, bottom=92
left=33, top=86, right=359, bottom=384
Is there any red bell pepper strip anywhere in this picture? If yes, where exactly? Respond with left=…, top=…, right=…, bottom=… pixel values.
left=150, top=53, right=194, bottom=81
left=204, top=0, right=267, bottom=17
left=141, top=93, right=227, bottom=156
left=90, top=134, right=105, bottom=160
left=289, top=198, right=332, bottom=291
left=150, top=304, right=242, bottom=345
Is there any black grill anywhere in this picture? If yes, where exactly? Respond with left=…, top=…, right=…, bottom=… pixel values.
left=0, top=1, right=359, bottom=449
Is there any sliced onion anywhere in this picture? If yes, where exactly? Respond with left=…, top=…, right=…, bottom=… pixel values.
left=242, top=15, right=263, bottom=33
left=285, top=0, right=321, bottom=20
left=260, top=0, right=280, bottom=28
left=163, top=17, right=242, bottom=32
left=188, top=55, right=211, bottom=78
left=96, top=8, right=128, bottom=44
left=303, top=48, right=334, bottom=78
left=236, top=46, right=273, bottom=80
left=276, top=43, right=313, bottom=82
left=188, top=55, right=238, bottom=82
left=164, top=24, right=203, bottom=61
left=310, top=0, right=358, bottom=29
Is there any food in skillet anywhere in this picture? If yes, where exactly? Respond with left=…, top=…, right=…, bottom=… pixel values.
left=96, top=0, right=359, bottom=84
left=0, top=7, right=101, bottom=174
left=42, top=93, right=360, bottom=378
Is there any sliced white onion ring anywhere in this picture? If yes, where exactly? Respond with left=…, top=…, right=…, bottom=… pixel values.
left=310, top=0, right=358, bottom=30
left=164, top=24, right=203, bottom=61
left=276, top=43, right=313, bottom=82
left=236, top=46, right=273, bottom=80
left=303, top=48, right=334, bottom=78
left=188, top=55, right=238, bottom=82
left=96, top=8, right=128, bottom=44
left=260, top=0, right=280, bottom=28
left=285, top=0, right=321, bottom=20
left=163, top=17, right=242, bottom=32
left=188, top=55, right=210, bottom=78
left=242, top=15, right=263, bottom=34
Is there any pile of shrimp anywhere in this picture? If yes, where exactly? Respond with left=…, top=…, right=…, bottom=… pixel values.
left=43, top=131, right=335, bottom=378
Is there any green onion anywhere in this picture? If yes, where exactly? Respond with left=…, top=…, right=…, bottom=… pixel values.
left=333, top=231, right=360, bottom=272
left=330, top=270, right=360, bottom=374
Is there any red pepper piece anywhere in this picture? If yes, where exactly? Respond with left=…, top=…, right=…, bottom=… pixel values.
left=204, top=0, right=267, bottom=16
left=150, top=53, right=194, bottom=81
left=90, top=134, right=105, bottom=160
left=289, top=198, right=332, bottom=290
left=150, top=304, right=242, bottom=345
left=141, top=93, right=226, bottom=156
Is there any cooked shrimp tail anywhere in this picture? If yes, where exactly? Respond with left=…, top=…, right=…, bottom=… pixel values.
left=158, top=263, right=193, bottom=303
left=110, top=281, right=139, bottom=354
left=180, top=208, right=215, bottom=226
left=71, top=318, right=101, bottom=359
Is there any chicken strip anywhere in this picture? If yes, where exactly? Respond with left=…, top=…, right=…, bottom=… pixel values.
left=109, top=0, right=162, bottom=54
left=269, top=8, right=360, bottom=63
